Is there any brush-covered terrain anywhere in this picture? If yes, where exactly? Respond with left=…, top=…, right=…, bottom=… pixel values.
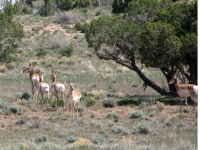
left=0, top=6, right=197, bottom=150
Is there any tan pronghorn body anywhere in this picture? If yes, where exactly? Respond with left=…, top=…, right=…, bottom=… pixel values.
left=23, top=63, right=40, bottom=102
left=50, top=70, right=65, bottom=110
left=37, top=74, right=49, bottom=109
left=170, top=74, right=198, bottom=112
left=67, top=82, right=81, bottom=119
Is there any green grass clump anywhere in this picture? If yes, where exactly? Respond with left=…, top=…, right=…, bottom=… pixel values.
left=60, top=44, right=74, bottom=57
left=85, top=98, right=96, bottom=107
left=107, top=112, right=119, bottom=122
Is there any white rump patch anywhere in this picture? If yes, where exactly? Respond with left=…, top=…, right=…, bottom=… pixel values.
left=193, top=86, right=198, bottom=95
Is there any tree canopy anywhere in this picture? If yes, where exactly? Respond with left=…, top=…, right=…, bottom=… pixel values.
left=0, top=2, right=24, bottom=64
left=85, top=0, right=197, bottom=95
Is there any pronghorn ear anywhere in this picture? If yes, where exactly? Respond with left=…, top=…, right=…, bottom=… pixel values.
left=52, top=70, right=54, bottom=74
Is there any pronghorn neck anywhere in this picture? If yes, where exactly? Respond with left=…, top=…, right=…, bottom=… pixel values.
left=52, top=75, right=56, bottom=83
left=174, top=77, right=180, bottom=88
left=39, top=75, right=43, bottom=82
left=29, top=68, right=35, bottom=80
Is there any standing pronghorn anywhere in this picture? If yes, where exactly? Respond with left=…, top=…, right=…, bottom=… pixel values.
left=169, top=74, right=198, bottom=112
left=23, top=63, right=40, bottom=102
left=50, top=70, right=65, bottom=110
left=67, top=82, right=81, bottom=119
left=37, top=74, right=49, bottom=109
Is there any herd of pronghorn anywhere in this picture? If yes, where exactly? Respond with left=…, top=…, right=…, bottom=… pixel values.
left=23, top=63, right=81, bottom=119
left=23, top=63, right=198, bottom=117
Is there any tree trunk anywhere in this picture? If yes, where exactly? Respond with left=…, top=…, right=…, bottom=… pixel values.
left=130, top=56, right=170, bottom=95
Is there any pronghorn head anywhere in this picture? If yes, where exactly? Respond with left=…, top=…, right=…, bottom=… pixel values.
left=69, top=82, right=76, bottom=90
left=51, top=70, right=57, bottom=82
left=23, top=63, right=34, bottom=74
left=169, top=74, right=178, bottom=84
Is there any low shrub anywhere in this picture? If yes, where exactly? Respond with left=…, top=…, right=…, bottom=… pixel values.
left=92, top=134, right=104, bottom=145
left=9, top=104, right=23, bottom=115
left=86, top=98, right=96, bottom=107
left=35, top=134, right=48, bottom=143
left=107, top=112, right=119, bottom=122
left=60, top=44, right=74, bottom=57
left=112, top=126, right=129, bottom=135
left=66, top=135, right=78, bottom=143
left=129, top=111, right=148, bottom=120
left=103, top=99, right=115, bottom=108
left=133, top=122, right=151, bottom=134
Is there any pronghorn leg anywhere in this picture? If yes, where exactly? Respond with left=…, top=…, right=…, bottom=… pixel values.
left=55, top=94, right=59, bottom=110
left=191, top=95, right=197, bottom=112
left=46, top=92, right=49, bottom=110
left=76, top=103, right=79, bottom=119
left=36, top=91, right=40, bottom=108
left=49, top=95, right=53, bottom=109
left=62, top=93, right=65, bottom=112
left=180, top=97, right=182, bottom=112
left=32, top=84, right=34, bottom=101
left=41, top=94, right=44, bottom=109
left=185, top=97, right=188, bottom=110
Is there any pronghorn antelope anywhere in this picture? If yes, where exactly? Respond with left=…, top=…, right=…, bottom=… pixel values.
left=36, top=74, right=49, bottom=109
left=23, top=63, right=40, bottom=102
left=67, top=82, right=81, bottom=119
left=169, top=74, right=198, bottom=112
left=50, top=70, right=65, bottom=110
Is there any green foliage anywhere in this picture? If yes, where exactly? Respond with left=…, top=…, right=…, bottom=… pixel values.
left=112, top=0, right=131, bottom=14
left=40, top=0, right=53, bottom=17
left=60, top=44, right=74, bottom=57
left=36, top=48, right=47, bottom=58
left=55, top=0, right=73, bottom=11
left=85, top=98, right=96, bottom=107
left=0, top=2, right=24, bottom=64
left=107, top=112, right=119, bottom=122
left=85, top=0, right=197, bottom=95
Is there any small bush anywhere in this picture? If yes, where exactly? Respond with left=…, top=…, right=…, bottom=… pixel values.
left=22, top=92, right=31, bottom=100
left=107, top=112, right=119, bottom=122
left=92, top=134, right=104, bottom=145
left=66, top=135, right=78, bottom=143
left=15, top=118, right=26, bottom=125
left=86, top=99, right=96, bottom=107
left=9, top=104, right=23, bottom=114
left=103, top=99, right=115, bottom=108
left=112, top=126, right=129, bottom=135
left=108, top=120, right=114, bottom=127
left=60, top=44, right=74, bottom=57
left=133, top=122, right=151, bottom=134
left=108, top=138, right=117, bottom=143
left=35, top=134, right=48, bottom=143
left=28, top=120, right=40, bottom=129
left=130, top=111, right=148, bottom=120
